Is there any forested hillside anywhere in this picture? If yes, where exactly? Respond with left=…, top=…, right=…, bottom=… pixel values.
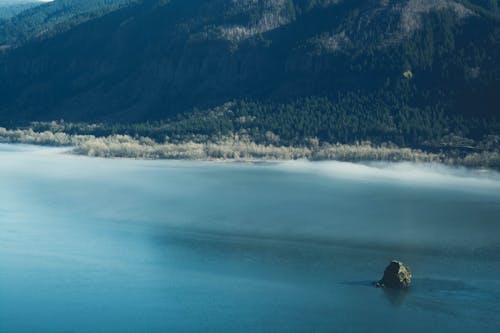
left=0, top=0, right=499, bottom=156
left=0, top=0, right=137, bottom=47
left=0, top=1, right=41, bottom=20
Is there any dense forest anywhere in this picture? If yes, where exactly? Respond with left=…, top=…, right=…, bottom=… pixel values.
left=16, top=96, right=498, bottom=168
left=26, top=97, right=497, bottom=148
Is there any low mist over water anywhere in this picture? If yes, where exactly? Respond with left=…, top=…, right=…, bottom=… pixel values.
left=1, top=144, right=499, bottom=333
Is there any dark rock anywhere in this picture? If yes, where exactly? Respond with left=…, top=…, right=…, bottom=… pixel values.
left=375, top=261, right=412, bottom=289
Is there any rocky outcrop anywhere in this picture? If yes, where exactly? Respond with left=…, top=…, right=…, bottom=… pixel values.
left=375, top=261, right=412, bottom=289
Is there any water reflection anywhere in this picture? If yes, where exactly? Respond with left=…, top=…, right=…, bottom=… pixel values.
left=382, top=288, right=411, bottom=306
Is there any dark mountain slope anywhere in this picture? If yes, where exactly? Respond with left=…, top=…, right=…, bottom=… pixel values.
left=0, top=0, right=499, bottom=125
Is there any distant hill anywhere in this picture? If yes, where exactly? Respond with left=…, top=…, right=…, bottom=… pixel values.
left=0, top=1, right=41, bottom=20
left=0, top=0, right=137, bottom=47
left=0, top=0, right=499, bottom=129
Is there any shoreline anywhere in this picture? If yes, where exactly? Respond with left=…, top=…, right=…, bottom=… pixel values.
left=1, top=127, right=499, bottom=170
left=0, top=136, right=500, bottom=171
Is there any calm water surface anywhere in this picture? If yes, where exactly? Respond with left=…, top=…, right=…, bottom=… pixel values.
left=1, top=144, right=499, bottom=332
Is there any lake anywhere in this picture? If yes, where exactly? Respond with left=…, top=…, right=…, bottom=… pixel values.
left=1, top=144, right=499, bottom=333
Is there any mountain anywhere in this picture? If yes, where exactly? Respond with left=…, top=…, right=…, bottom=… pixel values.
left=0, top=0, right=499, bottom=131
left=0, top=1, right=42, bottom=20
left=0, top=0, right=136, bottom=47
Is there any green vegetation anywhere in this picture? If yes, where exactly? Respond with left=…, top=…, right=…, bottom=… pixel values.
left=0, top=0, right=498, bottom=169
left=25, top=96, right=498, bottom=149
left=2, top=96, right=497, bottom=169
left=0, top=0, right=499, bottom=123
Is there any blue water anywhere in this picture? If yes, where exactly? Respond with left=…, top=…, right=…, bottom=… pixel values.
left=1, top=144, right=499, bottom=332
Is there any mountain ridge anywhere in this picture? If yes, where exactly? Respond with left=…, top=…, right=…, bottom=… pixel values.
left=0, top=0, right=499, bottom=126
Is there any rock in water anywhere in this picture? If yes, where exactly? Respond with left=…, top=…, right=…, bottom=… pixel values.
left=375, top=261, right=412, bottom=289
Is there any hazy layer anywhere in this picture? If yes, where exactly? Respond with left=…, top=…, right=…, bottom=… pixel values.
left=1, top=144, right=499, bottom=248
